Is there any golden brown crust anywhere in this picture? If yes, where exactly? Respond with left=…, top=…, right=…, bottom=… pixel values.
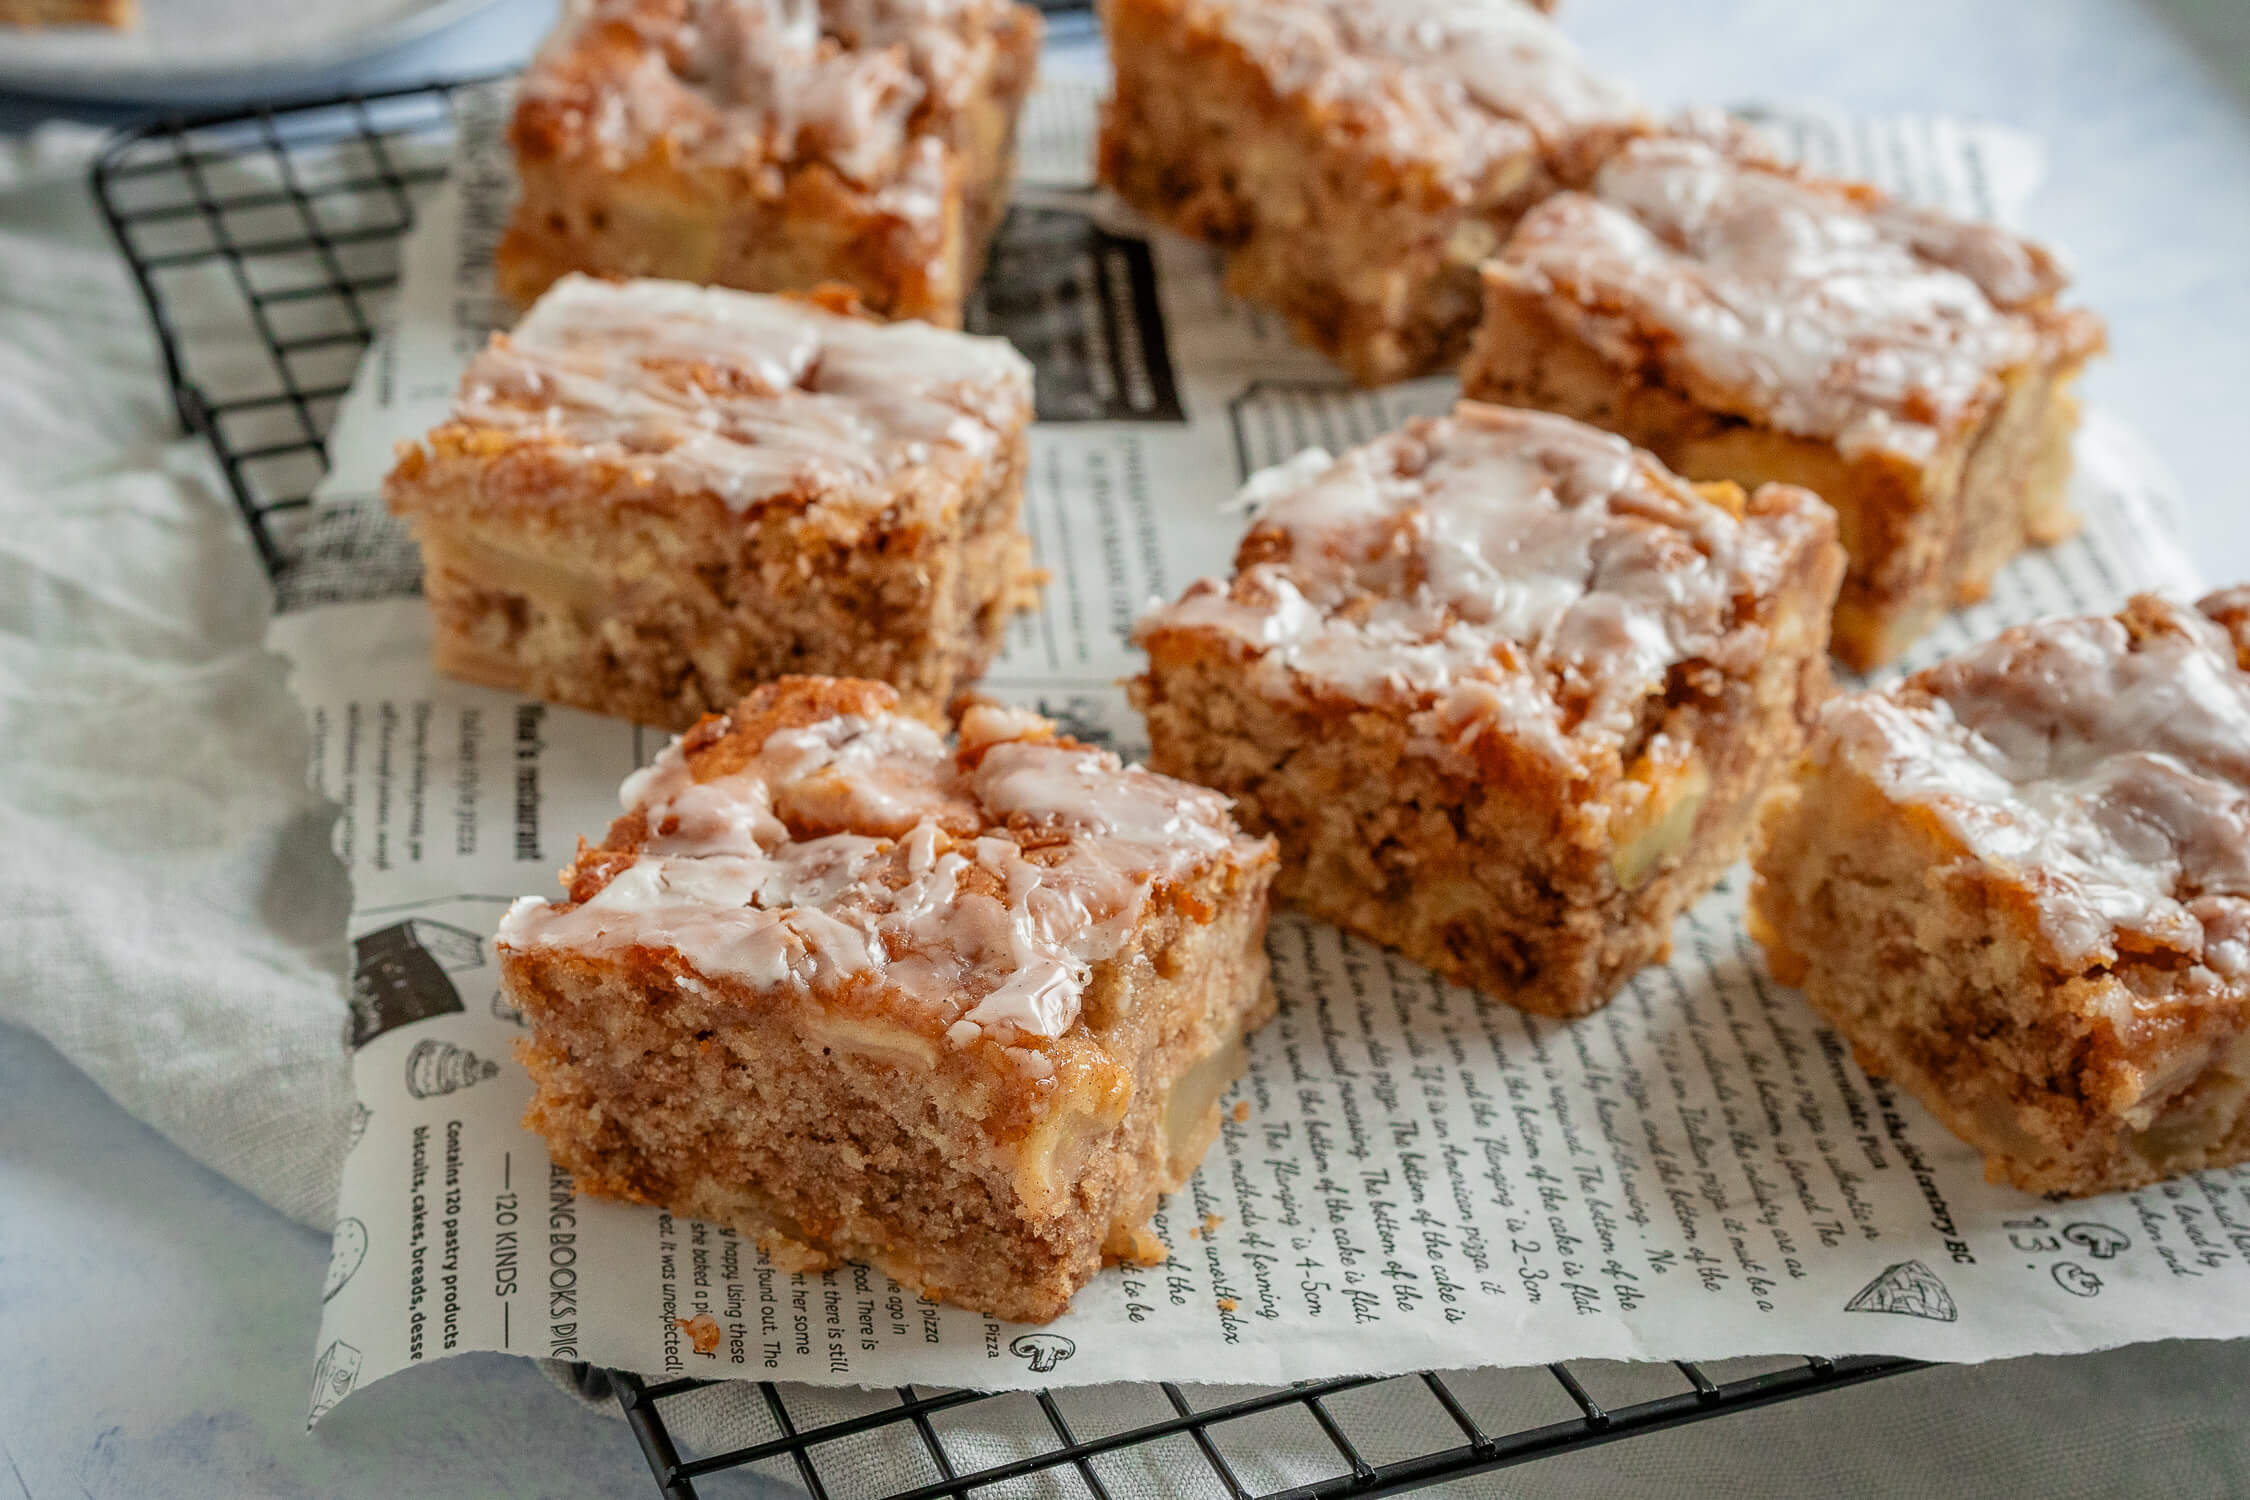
left=1749, top=596, right=2250, bottom=1196
left=383, top=279, right=1039, bottom=728
left=1466, top=263, right=2096, bottom=670
left=499, top=681, right=1280, bottom=1320
left=388, top=425, right=1031, bottom=727
left=1485, top=129, right=2105, bottom=444
left=1096, top=0, right=1645, bottom=383
left=1464, top=127, right=2106, bottom=668
left=1752, top=753, right=2250, bottom=1198
left=1132, top=407, right=1844, bottom=1016
left=1138, top=539, right=1836, bottom=1017
left=497, top=0, right=1043, bottom=320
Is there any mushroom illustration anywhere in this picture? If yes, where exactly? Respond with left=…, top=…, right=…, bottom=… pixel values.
left=2063, top=1222, right=2129, bottom=1260
left=2052, top=1261, right=2103, bottom=1298
left=1009, top=1332, right=1077, bottom=1373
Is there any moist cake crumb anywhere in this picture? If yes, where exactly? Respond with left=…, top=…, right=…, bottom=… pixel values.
left=1750, top=589, right=2250, bottom=1196
left=497, top=677, right=1279, bottom=1321
left=1134, top=400, right=1844, bottom=1017
left=497, top=0, right=1043, bottom=323
left=384, top=275, right=1039, bottom=728
left=1097, top=0, right=1647, bottom=384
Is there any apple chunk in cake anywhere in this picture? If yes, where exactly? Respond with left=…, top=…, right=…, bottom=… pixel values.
left=497, top=0, right=1043, bottom=325
left=1133, top=401, right=1843, bottom=1019
left=383, top=275, right=1039, bottom=730
left=1466, top=128, right=2105, bottom=669
left=496, top=678, right=1279, bottom=1323
left=1750, top=589, right=2250, bottom=1198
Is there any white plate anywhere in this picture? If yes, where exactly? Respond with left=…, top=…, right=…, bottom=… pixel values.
left=0, top=0, right=509, bottom=101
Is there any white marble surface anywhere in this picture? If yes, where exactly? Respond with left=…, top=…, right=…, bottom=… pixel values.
left=4, top=2, right=2250, bottom=1497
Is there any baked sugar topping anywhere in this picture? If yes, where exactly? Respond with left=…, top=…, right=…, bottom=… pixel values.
left=1195, top=0, right=1641, bottom=184
left=1821, top=593, right=2250, bottom=978
left=498, top=692, right=1260, bottom=1042
left=535, top=0, right=1019, bottom=186
left=452, top=275, right=1031, bottom=512
left=1134, top=402, right=1828, bottom=766
left=1495, top=132, right=2097, bottom=462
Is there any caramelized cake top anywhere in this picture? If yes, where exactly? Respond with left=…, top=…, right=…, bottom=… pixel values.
left=447, top=275, right=1031, bottom=512
left=1494, top=131, right=2104, bottom=462
left=1816, top=591, right=2250, bottom=977
left=1135, top=401, right=1834, bottom=769
left=499, top=678, right=1270, bottom=1049
left=522, top=0, right=1029, bottom=185
left=1181, top=0, right=1642, bottom=186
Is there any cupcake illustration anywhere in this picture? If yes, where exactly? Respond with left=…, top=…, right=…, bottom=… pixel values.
left=405, top=1039, right=500, bottom=1099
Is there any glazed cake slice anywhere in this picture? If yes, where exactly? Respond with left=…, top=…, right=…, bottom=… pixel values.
left=1466, top=127, right=2106, bottom=668
left=1097, top=0, right=1646, bottom=384
left=497, top=678, right=1279, bottom=1322
left=1134, top=401, right=1843, bottom=1018
left=383, top=276, right=1039, bottom=730
left=497, top=0, right=1043, bottom=324
left=1751, top=590, right=2250, bottom=1197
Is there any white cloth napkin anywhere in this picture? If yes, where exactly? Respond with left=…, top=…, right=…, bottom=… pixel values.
left=5, top=118, right=2249, bottom=1500
left=0, top=125, right=355, bottom=1231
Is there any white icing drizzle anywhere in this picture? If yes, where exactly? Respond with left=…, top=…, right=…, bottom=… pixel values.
left=1135, top=402, right=1825, bottom=767
left=1193, top=0, right=1642, bottom=187
left=1818, top=594, right=2250, bottom=979
left=1494, top=132, right=2093, bottom=463
left=1228, top=448, right=1336, bottom=517
left=451, top=275, right=1031, bottom=512
left=498, top=699, right=1258, bottom=1041
left=535, top=0, right=1017, bottom=187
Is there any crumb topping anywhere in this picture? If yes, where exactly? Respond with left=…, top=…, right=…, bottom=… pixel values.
left=1134, top=402, right=1829, bottom=767
left=1819, top=592, right=2250, bottom=978
left=1493, top=132, right=2102, bottom=462
left=497, top=682, right=1263, bottom=1043
left=451, top=275, right=1031, bottom=512
left=1192, top=0, right=1640, bottom=185
left=530, top=0, right=1021, bottom=187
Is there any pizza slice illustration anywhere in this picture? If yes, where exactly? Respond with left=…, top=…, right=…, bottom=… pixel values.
left=1844, top=1259, right=1958, bottom=1322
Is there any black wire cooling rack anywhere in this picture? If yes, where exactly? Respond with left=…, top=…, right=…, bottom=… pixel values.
left=91, top=70, right=1924, bottom=1500
left=603, top=1358, right=1923, bottom=1500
